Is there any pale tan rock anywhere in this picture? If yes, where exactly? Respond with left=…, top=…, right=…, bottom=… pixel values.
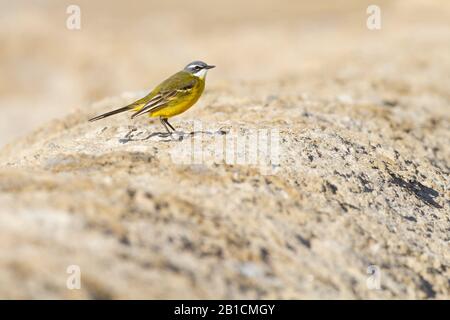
left=0, top=74, right=448, bottom=298
left=0, top=0, right=449, bottom=299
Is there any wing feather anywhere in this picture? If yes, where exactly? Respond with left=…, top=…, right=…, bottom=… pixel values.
left=131, top=74, right=197, bottom=119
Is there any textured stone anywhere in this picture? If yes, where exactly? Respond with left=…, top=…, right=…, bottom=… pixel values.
left=0, top=0, right=448, bottom=299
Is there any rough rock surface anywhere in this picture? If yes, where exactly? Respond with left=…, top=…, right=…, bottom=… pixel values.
left=0, top=1, right=449, bottom=299
left=1, top=79, right=449, bottom=299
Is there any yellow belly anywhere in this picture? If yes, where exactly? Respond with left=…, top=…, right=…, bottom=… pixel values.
left=150, top=83, right=204, bottom=118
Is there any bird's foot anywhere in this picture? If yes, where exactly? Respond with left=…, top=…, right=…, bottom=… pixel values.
left=124, top=127, right=138, bottom=139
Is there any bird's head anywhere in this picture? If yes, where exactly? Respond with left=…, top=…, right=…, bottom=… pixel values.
left=184, top=61, right=215, bottom=79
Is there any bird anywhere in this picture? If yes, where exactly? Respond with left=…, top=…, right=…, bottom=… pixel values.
left=89, top=60, right=215, bottom=135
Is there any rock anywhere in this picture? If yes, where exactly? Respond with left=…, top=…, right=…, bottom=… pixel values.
left=0, top=75, right=448, bottom=298
left=0, top=1, right=449, bottom=299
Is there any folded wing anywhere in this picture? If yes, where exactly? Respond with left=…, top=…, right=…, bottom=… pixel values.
left=131, top=73, right=198, bottom=119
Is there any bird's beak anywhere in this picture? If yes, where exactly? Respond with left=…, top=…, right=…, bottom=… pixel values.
left=206, top=65, right=215, bottom=69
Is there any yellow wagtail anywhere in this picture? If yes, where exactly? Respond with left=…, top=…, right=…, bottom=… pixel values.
left=89, top=61, right=215, bottom=134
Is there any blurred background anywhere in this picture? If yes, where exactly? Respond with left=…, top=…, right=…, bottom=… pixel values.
left=0, top=0, right=449, bottom=300
left=0, top=0, right=449, bottom=146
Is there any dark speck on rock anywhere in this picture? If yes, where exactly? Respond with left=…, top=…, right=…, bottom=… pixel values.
left=388, top=171, right=442, bottom=209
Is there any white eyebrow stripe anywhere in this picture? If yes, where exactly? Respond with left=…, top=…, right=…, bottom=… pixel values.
left=193, top=68, right=208, bottom=78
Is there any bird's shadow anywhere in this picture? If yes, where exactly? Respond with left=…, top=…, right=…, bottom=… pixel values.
left=119, top=128, right=228, bottom=144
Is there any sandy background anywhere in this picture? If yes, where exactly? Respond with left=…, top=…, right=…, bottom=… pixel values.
left=2, top=0, right=448, bottom=146
left=0, top=0, right=449, bottom=298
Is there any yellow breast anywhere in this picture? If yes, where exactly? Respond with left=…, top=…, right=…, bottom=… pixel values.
left=150, top=79, right=205, bottom=118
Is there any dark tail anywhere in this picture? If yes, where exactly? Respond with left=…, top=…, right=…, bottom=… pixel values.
left=89, top=105, right=133, bottom=122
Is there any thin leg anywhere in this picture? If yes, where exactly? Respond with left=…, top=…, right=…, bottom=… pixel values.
left=164, top=118, right=176, bottom=132
left=124, top=127, right=137, bottom=139
left=160, top=117, right=173, bottom=135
